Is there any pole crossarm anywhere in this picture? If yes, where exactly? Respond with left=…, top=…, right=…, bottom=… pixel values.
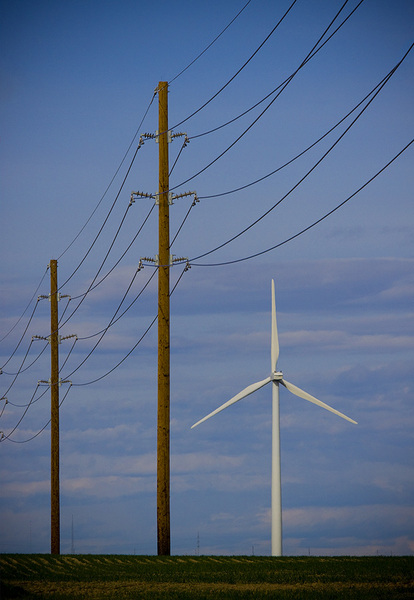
left=38, top=294, right=70, bottom=302
left=38, top=378, right=72, bottom=387
left=32, top=334, right=76, bottom=344
left=131, top=190, right=198, bottom=207
left=139, top=255, right=189, bottom=268
left=130, top=191, right=156, bottom=206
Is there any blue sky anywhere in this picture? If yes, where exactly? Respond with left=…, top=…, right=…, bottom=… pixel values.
left=1, top=0, right=413, bottom=555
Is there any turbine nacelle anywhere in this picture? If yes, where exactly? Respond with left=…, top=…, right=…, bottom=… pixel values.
left=271, top=371, right=283, bottom=381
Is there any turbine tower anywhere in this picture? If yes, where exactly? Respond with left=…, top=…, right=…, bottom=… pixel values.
left=192, top=279, right=357, bottom=556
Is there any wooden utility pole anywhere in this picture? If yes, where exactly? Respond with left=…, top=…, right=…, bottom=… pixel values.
left=157, top=81, right=171, bottom=555
left=50, top=259, right=60, bottom=555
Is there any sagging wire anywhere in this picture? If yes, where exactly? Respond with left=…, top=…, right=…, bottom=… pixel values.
left=167, top=0, right=363, bottom=194
left=1, top=340, right=48, bottom=377
left=1, top=338, right=39, bottom=398
left=57, top=201, right=134, bottom=329
left=0, top=266, right=48, bottom=344
left=0, top=297, right=42, bottom=371
left=70, top=262, right=190, bottom=387
left=62, top=269, right=157, bottom=378
left=198, top=51, right=402, bottom=200
left=59, top=336, right=78, bottom=374
left=170, top=193, right=200, bottom=249
left=169, top=0, right=253, bottom=85
left=68, top=202, right=156, bottom=302
left=191, top=139, right=414, bottom=267
left=0, top=383, right=42, bottom=441
left=169, top=135, right=190, bottom=176
left=57, top=91, right=157, bottom=264
left=75, top=268, right=157, bottom=342
left=170, top=0, right=299, bottom=131
left=1, top=383, right=73, bottom=444
left=189, top=0, right=361, bottom=141
left=5, top=382, right=49, bottom=409
left=189, top=44, right=413, bottom=263
left=57, top=124, right=149, bottom=293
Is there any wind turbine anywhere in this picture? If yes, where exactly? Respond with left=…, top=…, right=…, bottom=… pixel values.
left=192, top=279, right=357, bottom=556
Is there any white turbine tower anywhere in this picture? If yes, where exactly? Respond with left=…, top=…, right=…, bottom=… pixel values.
left=192, top=279, right=357, bottom=556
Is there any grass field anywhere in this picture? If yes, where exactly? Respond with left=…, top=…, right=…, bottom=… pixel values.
left=0, top=554, right=413, bottom=599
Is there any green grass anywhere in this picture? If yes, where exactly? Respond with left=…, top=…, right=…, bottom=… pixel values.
left=1, top=555, right=413, bottom=599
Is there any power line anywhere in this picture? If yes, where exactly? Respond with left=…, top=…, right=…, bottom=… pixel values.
left=190, top=139, right=413, bottom=267
left=68, top=203, right=156, bottom=302
left=169, top=0, right=253, bottom=85
left=1, top=340, right=48, bottom=377
left=0, top=267, right=48, bottom=344
left=57, top=145, right=143, bottom=293
left=5, top=382, right=49, bottom=409
left=57, top=202, right=134, bottom=329
left=1, top=92, right=157, bottom=354
left=197, top=54, right=403, bottom=200
left=62, top=269, right=157, bottom=379
left=57, top=92, right=157, bottom=264
left=169, top=0, right=299, bottom=132
left=1, top=338, right=41, bottom=398
left=168, top=0, right=363, bottom=193
left=190, top=0, right=360, bottom=141
left=70, top=263, right=189, bottom=387
left=0, top=383, right=44, bottom=442
left=0, top=298, right=42, bottom=370
left=187, top=45, right=412, bottom=263
left=1, top=384, right=72, bottom=444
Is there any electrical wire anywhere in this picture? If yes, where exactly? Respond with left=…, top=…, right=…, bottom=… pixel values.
left=57, top=202, right=133, bottom=329
left=169, top=136, right=190, bottom=176
left=75, top=269, right=157, bottom=342
left=170, top=197, right=199, bottom=249
left=57, top=92, right=157, bottom=264
left=0, top=266, right=48, bottom=344
left=0, top=383, right=43, bottom=441
left=169, top=0, right=253, bottom=85
left=197, top=58, right=400, bottom=200
left=188, top=0, right=361, bottom=141
left=1, top=205, right=155, bottom=396
left=187, top=45, right=412, bottom=264
left=1, top=338, right=40, bottom=398
left=1, top=340, right=48, bottom=377
left=190, top=139, right=413, bottom=267
left=62, top=269, right=157, bottom=378
left=0, top=397, right=7, bottom=419
left=169, top=0, right=298, bottom=132
left=71, top=315, right=157, bottom=387
left=168, top=0, right=363, bottom=194
left=1, top=90, right=157, bottom=355
left=5, top=383, right=49, bottom=409
left=70, top=263, right=189, bottom=386
left=68, top=203, right=156, bottom=302
left=0, top=298, right=41, bottom=371
left=58, top=147, right=141, bottom=293
left=1, top=383, right=72, bottom=444
left=59, top=336, right=78, bottom=374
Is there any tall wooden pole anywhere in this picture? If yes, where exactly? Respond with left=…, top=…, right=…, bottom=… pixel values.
left=157, top=81, right=171, bottom=555
left=50, top=259, right=60, bottom=555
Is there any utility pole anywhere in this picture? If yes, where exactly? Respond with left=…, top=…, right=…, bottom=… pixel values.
left=132, top=83, right=193, bottom=555
left=157, top=81, right=171, bottom=556
left=36, top=261, right=73, bottom=554
left=50, top=259, right=60, bottom=555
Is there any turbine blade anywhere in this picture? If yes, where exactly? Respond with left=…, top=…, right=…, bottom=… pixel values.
left=271, top=279, right=280, bottom=371
left=280, top=379, right=357, bottom=424
left=191, top=376, right=272, bottom=428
